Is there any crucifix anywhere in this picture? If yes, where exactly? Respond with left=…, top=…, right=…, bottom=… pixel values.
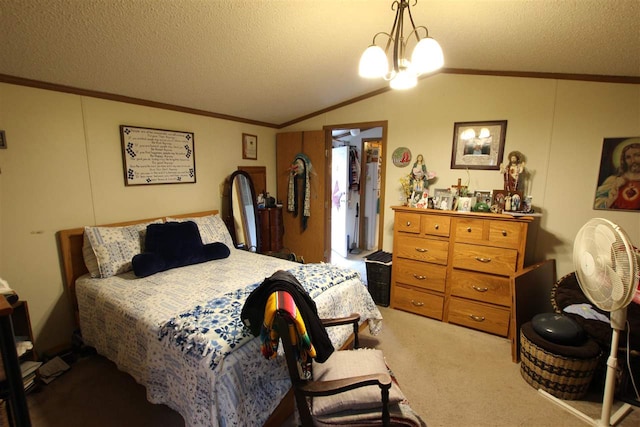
left=451, top=178, right=467, bottom=196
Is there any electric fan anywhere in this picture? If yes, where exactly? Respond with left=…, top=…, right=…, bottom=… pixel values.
left=540, top=218, right=637, bottom=426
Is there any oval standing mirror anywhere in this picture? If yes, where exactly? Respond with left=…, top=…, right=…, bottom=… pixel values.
left=224, top=170, right=260, bottom=252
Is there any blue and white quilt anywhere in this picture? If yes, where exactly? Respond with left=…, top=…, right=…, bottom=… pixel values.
left=76, top=249, right=382, bottom=427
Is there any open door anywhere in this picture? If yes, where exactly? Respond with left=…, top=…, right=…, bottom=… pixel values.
left=325, top=123, right=387, bottom=261
left=331, top=146, right=349, bottom=258
left=276, top=122, right=387, bottom=264
left=275, top=130, right=326, bottom=263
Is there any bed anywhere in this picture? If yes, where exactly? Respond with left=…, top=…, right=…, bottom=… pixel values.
left=58, top=210, right=383, bottom=427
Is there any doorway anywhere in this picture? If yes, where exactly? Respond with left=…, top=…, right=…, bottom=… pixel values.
left=324, top=122, right=388, bottom=282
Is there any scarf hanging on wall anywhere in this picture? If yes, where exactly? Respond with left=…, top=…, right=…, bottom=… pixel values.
left=287, top=153, right=312, bottom=231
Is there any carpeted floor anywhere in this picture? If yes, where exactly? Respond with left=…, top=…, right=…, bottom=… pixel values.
left=26, top=306, right=639, bottom=426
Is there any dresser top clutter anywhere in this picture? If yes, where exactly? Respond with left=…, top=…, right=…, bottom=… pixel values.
left=390, top=206, right=541, bottom=362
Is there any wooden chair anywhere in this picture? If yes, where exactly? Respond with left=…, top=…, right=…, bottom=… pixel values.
left=273, top=310, right=397, bottom=426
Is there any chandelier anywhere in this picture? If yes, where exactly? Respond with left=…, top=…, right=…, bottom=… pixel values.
left=359, top=0, right=444, bottom=90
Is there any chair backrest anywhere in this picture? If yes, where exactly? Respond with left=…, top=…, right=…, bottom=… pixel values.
left=273, top=312, right=316, bottom=426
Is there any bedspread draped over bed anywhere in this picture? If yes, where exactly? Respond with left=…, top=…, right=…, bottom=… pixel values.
left=76, top=249, right=382, bottom=427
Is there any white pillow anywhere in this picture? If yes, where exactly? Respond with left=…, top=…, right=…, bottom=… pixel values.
left=311, top=348, right=405, bottom=416
left=83, top=219, right=162, bottom=278
left=82, top=233, right=101, bottom=278
left=165, top=214, right=234, bottom=249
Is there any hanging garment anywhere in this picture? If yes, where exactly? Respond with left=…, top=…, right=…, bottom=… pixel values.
left=287, top=153, right=312, bottom=230
left=349, top=147, right=361, bottom=192
left=241, top=270, right=333, bottom=363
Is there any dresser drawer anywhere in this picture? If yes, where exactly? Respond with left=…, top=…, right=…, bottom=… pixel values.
left=454, top=218, right=485, bottom=243
left=394, top=258, right=446, bottom=292
left=488, top=221, right=524, bottom=249
left=393, top=284, right=444, bottom=320
left=421, top=215, right=451, bottom=237
left=396, top=235, right=449, bottom=265
left=449, top=269, right=511, bottom=306
left=395, top=212, right=421, bottom=234
left=452, top=243, right=517, bottom=275
left=448, top=297, right=510, bottom=336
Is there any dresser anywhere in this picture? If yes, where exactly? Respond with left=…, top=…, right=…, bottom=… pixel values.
left=391, top=206, right=539, bottom=345
left=257, top=206, right=284, bottom=254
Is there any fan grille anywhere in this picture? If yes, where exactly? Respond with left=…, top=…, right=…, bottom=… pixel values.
left=572, top=218, right=638, bottom=312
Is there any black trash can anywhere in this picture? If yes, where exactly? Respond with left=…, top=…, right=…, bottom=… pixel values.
left=365, top=251, right=392, bottom=307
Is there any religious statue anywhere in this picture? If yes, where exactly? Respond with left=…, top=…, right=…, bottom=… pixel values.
left=411, top=154, right=428, bottom=192
left=400, top=154, right=436, bottom=207
left=500, top=151, right=525, bottom=192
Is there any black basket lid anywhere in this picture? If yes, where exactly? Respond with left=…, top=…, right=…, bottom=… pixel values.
left=365, top=250, right=392, bottom=265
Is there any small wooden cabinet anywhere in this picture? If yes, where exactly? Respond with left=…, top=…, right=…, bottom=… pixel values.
left=391, top=207, right=537, bottom=341
left=258, top=206, right=284, bottom=254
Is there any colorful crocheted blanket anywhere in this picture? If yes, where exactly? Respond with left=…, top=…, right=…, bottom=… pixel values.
left=260, top=290, right=316, bottom=364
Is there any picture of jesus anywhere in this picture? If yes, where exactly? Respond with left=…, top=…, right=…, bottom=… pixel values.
left=594, top=137, right=640, bottom=211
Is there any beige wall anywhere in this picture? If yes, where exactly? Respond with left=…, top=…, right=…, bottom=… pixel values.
left=0, top=83, right=278, bottom=352
left=283, top=74, right=640, bottom=280
left=1, top=74, right=639, bottom=354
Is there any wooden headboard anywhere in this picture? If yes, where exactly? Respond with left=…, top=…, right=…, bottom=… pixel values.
left=57, top=210, right=218, bottom=327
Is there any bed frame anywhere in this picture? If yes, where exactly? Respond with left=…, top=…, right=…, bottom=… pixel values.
left=55, top=209, right=302, bottom=425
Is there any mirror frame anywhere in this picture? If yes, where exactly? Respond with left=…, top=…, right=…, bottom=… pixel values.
left=224, top=170, right=261, bottom=252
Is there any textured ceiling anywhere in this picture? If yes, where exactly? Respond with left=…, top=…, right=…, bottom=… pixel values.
left=1, top=0, right=638, bottom=126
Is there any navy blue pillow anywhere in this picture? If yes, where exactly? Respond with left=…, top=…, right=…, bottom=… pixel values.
left=132, top=221, right=230, bottom=278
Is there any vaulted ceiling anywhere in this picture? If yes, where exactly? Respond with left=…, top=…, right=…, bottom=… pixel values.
left=1, top=0, right=638, bottom=127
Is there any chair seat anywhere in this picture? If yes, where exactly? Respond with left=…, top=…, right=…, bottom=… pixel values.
left=312, top=349, right=405, bottom=417
left=247, top=278, right=426, bottom=426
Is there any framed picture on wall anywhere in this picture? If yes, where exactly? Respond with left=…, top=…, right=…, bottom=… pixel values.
left=451, top=120, right=507, bottom=170
left=242, top=133, right=258, bottom=160
left=120, top=125, right=196, bottom=186
left=594, top=136, right=640, bottom=210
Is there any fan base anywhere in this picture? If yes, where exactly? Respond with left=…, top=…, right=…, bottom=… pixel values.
left=539, top=389, right=633, bottom=426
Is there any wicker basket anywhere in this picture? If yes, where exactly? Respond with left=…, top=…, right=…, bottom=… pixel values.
left=520, top=328, right=600, bottom=400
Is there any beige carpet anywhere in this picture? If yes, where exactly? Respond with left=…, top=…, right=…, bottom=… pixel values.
left=27, top=306, right=639, bottom=426
left=363, top=307, right=639, bottom=427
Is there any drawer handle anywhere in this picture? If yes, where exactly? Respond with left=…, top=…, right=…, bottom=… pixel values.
left=434, top=224, right=439, bottom=230
left=475, top=257, right=491, bottom=263
left=472, top=285, right=489, bottom=292
left=469, top=314, right=486, bottom=322
left=466, top=227, right=472, bottom=232
left=406, top=221, right=411, bottom=226
left=413, top=274, right=427, bottom=280
left=502, top=230, right=507, bottom=236
left=415, top=248, right=427, bottom=253
left=411, top=300, right=424, bottom=307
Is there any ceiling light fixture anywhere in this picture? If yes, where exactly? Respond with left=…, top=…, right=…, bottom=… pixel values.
left=359, top=0, right=444, bottom=90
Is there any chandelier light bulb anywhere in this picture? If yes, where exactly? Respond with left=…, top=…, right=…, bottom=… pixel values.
left=411, top=37, right=444, bottom=74
left=390, top=68, right=418, bottom=90
left=478, top=128, right=491, bottom=138
left=359, top=45, right=389, bottom=78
